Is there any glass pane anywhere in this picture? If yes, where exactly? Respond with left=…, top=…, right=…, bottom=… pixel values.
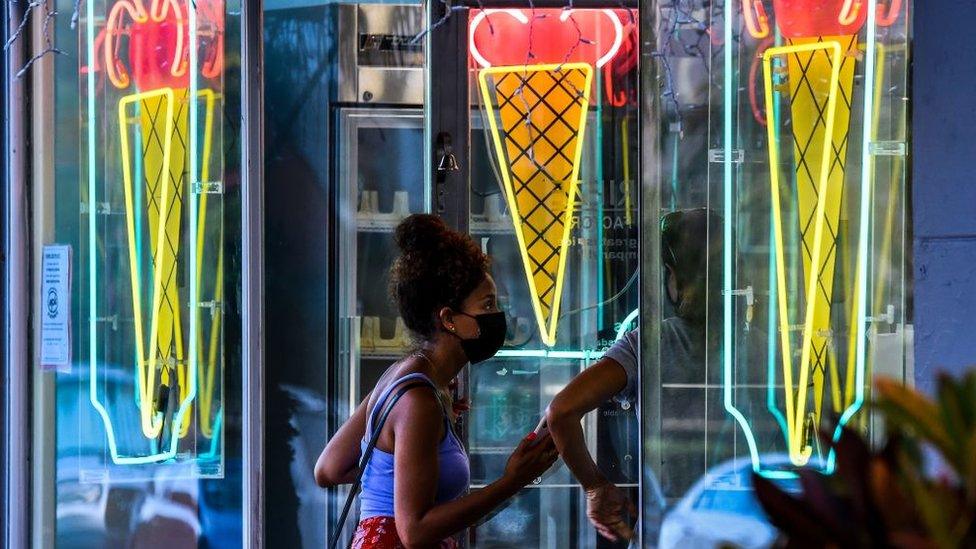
left=32, top=0, right=244, bottom=543
left=647, top=0, right=913, bottom=547
left=469, top=8, right=642, bottom=547
left=262, top=3, right=427, bottom=546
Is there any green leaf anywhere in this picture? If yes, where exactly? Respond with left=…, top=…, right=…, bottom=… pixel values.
left=898, top=449, right=956, bottom=549
left=937, top=374, right=967, bottom=469
left=964, top=430, right=976, bottom=504
left=752, top=472, right=831, bottom=544
left=876, top=378, right=954, bottom=460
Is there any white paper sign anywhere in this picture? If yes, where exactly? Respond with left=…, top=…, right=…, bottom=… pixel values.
left=40, top=245, right=72, bottom=372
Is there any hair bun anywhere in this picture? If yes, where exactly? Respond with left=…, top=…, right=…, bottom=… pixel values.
left=395, top=214, right=448, bottom=256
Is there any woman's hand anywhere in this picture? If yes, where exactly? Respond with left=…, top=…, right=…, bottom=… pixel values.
left=585, top=481, right=636, bottom=541
left=502, top=432, right=559, bottom=488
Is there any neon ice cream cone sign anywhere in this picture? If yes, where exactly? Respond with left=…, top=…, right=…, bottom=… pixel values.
left=472, top=9, right=625, bottom=347
left=739, top=0, right=900, bottom=465
left=87, top=0, right=224, bottom=463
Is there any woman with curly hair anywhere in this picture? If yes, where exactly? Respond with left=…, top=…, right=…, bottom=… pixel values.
left=316, top=214, right=558, bottom=548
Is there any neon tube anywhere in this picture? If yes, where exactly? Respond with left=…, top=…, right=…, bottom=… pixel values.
left=478, top=63, right=594, bottom=347
left=469, top=9, right=624, bottom=69
left=762, top=41, right=844, bottom=465
left=118, top=88, right=175, bottom=439
left=723, top=0, right=763, bottom=472
left=469, top=10, right=530, bottom=69
left=88, top=0, right=209, bottom=464
left=742, top=0, right=771, bottom=39
left=195, top=89, right=221, bottom=438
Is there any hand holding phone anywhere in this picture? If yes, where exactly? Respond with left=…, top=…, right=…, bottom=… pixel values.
left=529, top=417, right=549, bottom=446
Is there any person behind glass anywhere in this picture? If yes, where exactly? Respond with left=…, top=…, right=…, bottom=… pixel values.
left=316, top=214, right=559, bottom=548
left=545, top=207, right=722, bottom=542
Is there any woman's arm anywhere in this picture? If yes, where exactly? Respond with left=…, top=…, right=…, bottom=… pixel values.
left=544, top=358, right=628, bottom=490
left=314, top=392, right=371, bottom=487
left=393, top=389, right=557, bottom=546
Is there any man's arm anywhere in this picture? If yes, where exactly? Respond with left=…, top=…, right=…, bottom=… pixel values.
left=544, top=358, right=628, bottom=489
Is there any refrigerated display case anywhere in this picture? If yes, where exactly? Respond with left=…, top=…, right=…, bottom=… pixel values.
left=329, top=109, right=643, bottom=546
left=335, top=107, right=428, bottom=401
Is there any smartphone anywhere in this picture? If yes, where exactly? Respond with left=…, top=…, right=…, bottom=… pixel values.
left=530, top=417, right=549, bottom=446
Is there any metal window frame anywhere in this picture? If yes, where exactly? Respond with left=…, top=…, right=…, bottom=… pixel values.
left=242, top=0, right=266, bottom=543
left=3, top=0, right=32, bottom=545
left=638, top=0, right=663, bottom=544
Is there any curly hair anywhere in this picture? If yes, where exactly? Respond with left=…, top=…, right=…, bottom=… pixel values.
left=389, top=214, right=491, bottom=340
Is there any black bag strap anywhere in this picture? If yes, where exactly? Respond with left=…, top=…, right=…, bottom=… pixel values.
left=328, top=379, right=437, bottom=549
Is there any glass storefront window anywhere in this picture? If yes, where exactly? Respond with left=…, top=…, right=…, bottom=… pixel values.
left=647, top=0, right=913, bottom=546
left=2, top=0, right=917, bottom=546
left=260, top=0, right=913, bottom=547
left=468, top=8, right=642, bottom=546
left=27, top=0, right=246, bottom=542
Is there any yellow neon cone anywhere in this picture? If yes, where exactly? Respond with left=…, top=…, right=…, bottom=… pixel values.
left=194, top=88, right=222, bottom=439
left=478, top=63, right=593, bottom=347
left=119, top=87, right=190, bottom=439
left=764, top=36, right=857, bottom=464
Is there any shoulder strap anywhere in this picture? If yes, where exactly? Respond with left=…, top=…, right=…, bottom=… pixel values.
left=365, top=372, right=437, bottom=437
left=328, top=378, right=436, bottom=549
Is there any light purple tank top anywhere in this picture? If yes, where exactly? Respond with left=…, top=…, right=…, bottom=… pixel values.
left=359, top=373, right=470, bottom=520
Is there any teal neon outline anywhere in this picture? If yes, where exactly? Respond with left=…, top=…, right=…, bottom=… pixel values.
left=615, top=307, right=639, bottom=341
left=724, top=2, right=879, bottom=476
left=766, top=216, right=789, bottom=441
left=670, top=137, right=679, bottom=209
left=200, top=408, right=223, bottom=460
left=722, top=0, right=762, bottom=472
left=496, top=350, right=601, bottom=360
left=493, top=307, right=637, bottom=361
left=765, top=28, right=790, bottom=445
left=87, top=0, right=202, bottom=465
left=133, top=123, right=144, bottom=407
left=667, top=19, right=680, bottom=210
left=185, top=0, right=202, bottom=459
left=594, top=72, right=606, bottom=330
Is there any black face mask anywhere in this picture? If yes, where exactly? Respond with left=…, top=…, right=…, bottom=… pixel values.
left=452, top=311, right=507, bottom=364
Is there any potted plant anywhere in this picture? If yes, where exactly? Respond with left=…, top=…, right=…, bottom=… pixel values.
left=752, top=371, right=976, bottom=548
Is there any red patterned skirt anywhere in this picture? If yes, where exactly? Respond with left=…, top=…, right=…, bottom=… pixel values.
left=351, top=516, right=458, bottom=549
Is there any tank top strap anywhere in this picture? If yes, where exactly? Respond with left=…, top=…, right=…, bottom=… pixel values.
left=365, top=372, right=441, bottom=438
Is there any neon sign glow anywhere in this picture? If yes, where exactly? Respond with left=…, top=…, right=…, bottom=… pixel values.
left=472, top=9, right=625, bottom=347
left=87, top=0, right=224, bottom=464
left=725, top=0, right=895, bottom=473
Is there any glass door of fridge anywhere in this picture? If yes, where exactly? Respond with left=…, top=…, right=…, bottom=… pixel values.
left=332, top=106, right=429, bottom=536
